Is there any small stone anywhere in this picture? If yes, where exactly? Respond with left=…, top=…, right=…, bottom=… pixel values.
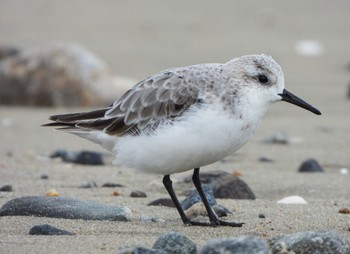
left=46, top=189, right=59, bottom=197
left=50, top=149, right=104, bottom=165
left=0, top=196, right=131, bottom=221
left=277, top=196, right=307, bottom=205
left=111, top=191, right=121, bottom=196
left=140, top=215, right=165, bottom=224
left=119, top=246, right=167, bottom=254
left=101, top=182, right=124, bottom=188
left=339, top=208, right=350, bottom=214
left=78, top=181, right=98, bottom=188
left=200, top=236, right=271, bottom=254
left=261, top=132, right=289, bottom=144
left=183, top=171, right=255, bottom=200
left=40, top=174, right=49, bottom=180
left=0, top=185, right=13, bottom=192
left=181, top=185, right=216, bottom=210
left=147, top=198, right=175, bottom=208
left=340, top=168, right=349, bottom=175
left=258, top=157, right=274, bottom=163
left=153, top=231, right=197, bottom=254
left=29, top=224, right=74, bottom=235
left=269, top=230, right=350, bottom=254
left=130, top=190, right=147, bottom=198
left=298, top=158, right=324, bottom=173
left=258, top=213, right=266, bottom=218
left=185, top=203, right=231, bottom=219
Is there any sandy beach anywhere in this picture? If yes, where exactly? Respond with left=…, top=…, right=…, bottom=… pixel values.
left=0, top=1, right=350, bottom=253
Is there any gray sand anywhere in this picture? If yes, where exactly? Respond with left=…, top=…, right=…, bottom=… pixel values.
left=1, top=1, right=350, bottom=253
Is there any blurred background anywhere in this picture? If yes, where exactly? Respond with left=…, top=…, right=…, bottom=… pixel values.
left=0, top=0, right=349, bottom=108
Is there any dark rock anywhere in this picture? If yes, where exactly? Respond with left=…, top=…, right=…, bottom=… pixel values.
left=261, top=132, right=289, bottom=144
left=0, top=196, right=131, bottom=221
left=40, top=174, right=49, bottom=179
left=268, top=230, right=350, bottom=254
left=130, top=190, right=147, bottom=198
left=258, top=157, right=274, bottom=163
left=0, top=46, right=19, bottom=61
left=29, top=224, right=74, bottom=235
left=119, top=246, right=167, bottom=254
left=50, top=149, right=104, bottom=165
left=183, top=171, right=255, bottom=200
left=181, top=185, right=216, bottom=210
left=147, top=198, right=175, bottom=208
left=298, top=158, right=324, bottom=173
left=200, top=236, right=271, bottom=254
left=213, top=175, right=255, bottom=200
left=153, top=231, right=197, bottom=254
left=78, top=181, right=98, bottom=188
left=0, top=185, right=13, bottom=192
left=101, top=182, right=124, bottom=188
left=258, top=213, right=266, bottom=218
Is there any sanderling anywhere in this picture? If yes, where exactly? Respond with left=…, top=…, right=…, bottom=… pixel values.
left=44, top=54, right=321, bottom=227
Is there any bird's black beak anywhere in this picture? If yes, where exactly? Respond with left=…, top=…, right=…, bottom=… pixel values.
left=278, top=89, right=321, bottom=115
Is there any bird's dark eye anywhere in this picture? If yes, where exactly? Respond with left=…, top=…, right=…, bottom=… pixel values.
left=258, top=75, right=269, bottom=84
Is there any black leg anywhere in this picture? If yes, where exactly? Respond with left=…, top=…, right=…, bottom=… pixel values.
left=163, top=171, right=244, bottom=227
left=162, top=175, right=191, bottom=225
left=163, top=174, right=212, bottom=226
left=192, top=168, right=244, bottom=227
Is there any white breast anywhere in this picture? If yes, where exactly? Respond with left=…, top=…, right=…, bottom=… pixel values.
left=113, top=103, right=263, bottom=175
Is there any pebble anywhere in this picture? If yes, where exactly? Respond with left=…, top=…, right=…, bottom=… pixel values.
left=0, top=45, right=19, bottom=60
left=298, top=158, right=324, bottom=173
left=119, top=246, right=167, bottom=254
left=340, top=168, right=349, bottom=175
left=50, top=149, right=104, bottom=165
left=277, top=196, right=307, bottom=205
left=200, top=236, right=271, bottom=254
left=180, top=185, right=216, bottom=210
left=261, top=132, right=289, bottom=144
left=339, top=208, right=350, bottom=214
left=183, top=170, right=255, bottom=200
left=40, top=174, right=49, bottom=180
left=0, top=184, right=13, bottom=192
left=153, top=231, right=197, bottom=254
left=185, top=203, right=231, bottom=219
left=29, top=224, right=74, bottom=235
left=101, top=182, right=124, bottom=188
left=147, top=198, right=175, bottom=208
left=258, top=157, right=274, bottom=163
left=46, top=189, right=59, bottom=197
left=78, top=181, right=98, bottom=188
left=258, top=213, right=266, bottom=219
left=0, top=196, right=131, bottom=221
left=212, top=174, right=255, bottom=200
left=269, top=230, right=350, bottom=254
left=130, top=190, right=147, bottom=198
left=294, top=40, right=324, bottom=57
left=140, top=215, right=165, bottom=224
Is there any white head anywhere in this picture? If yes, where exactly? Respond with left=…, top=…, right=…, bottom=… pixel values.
left=225, top=54, right=321, bottom=115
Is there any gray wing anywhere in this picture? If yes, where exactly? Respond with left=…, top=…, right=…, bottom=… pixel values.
left=45, top=68, right=204, bottom=136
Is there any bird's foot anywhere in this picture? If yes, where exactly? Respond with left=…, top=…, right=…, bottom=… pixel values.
left=183, top=219, right=244, bottom=227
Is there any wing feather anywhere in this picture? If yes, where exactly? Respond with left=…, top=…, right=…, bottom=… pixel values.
left=45, top=66, right=210, bottom=137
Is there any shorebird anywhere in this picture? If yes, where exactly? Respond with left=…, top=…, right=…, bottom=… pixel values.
left=44, top=54, right=321, bottom=227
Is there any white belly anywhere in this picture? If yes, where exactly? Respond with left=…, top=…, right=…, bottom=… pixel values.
left=114, top=105, right=262, bottom=175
